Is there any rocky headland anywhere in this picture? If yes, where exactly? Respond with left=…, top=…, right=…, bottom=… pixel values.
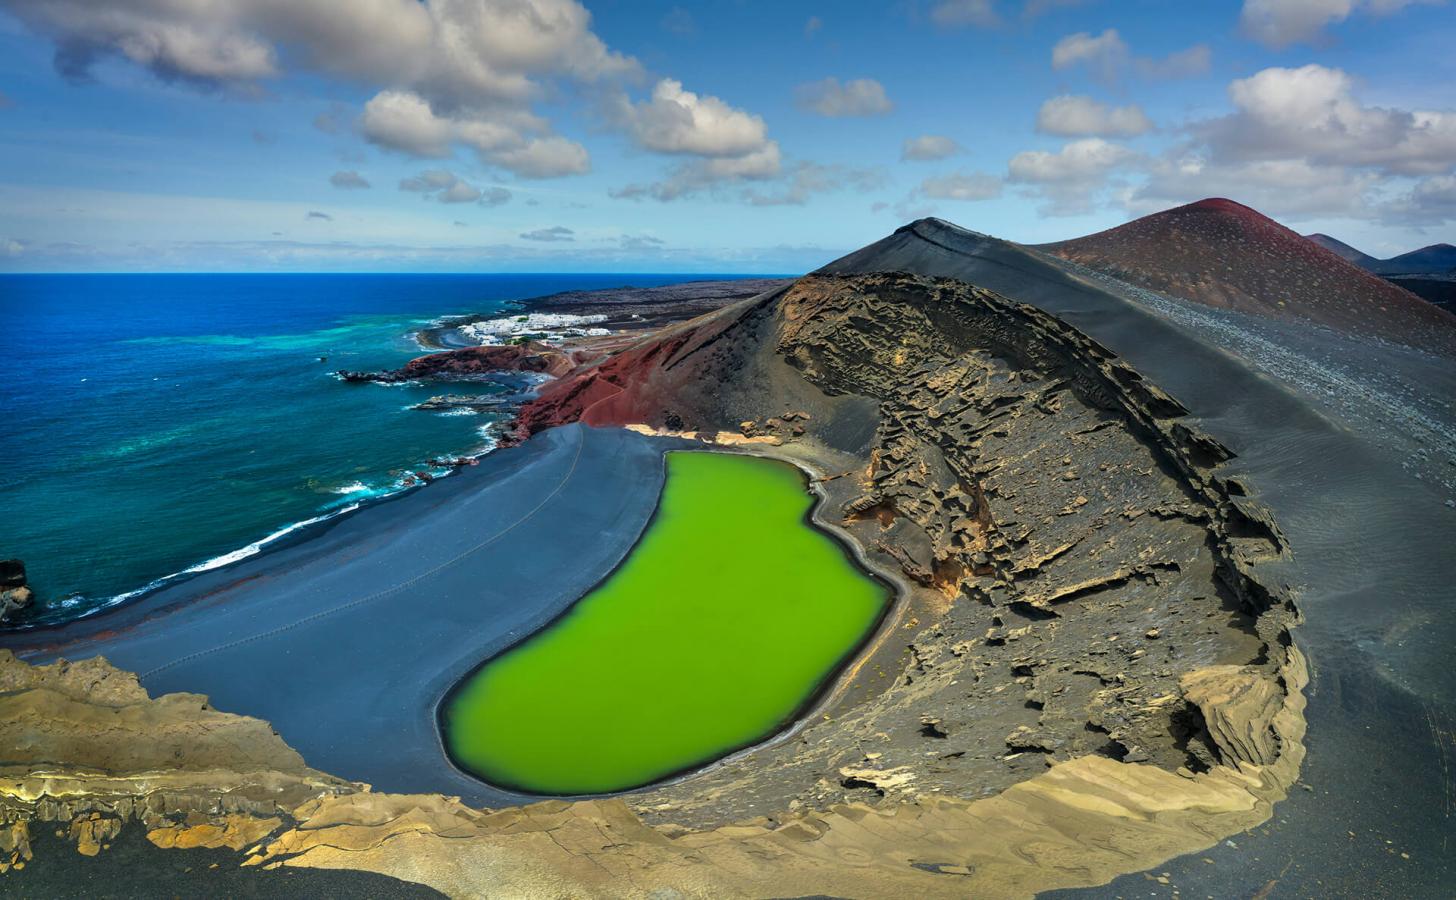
left=337, top=341, right=579, bottom=385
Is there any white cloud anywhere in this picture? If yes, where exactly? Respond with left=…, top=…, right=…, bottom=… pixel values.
left=1051, top=29, right=1128, bottom=82
left=489, top=137, right=590, bottom=178
left=919, top=172, right=1003, bottom=201
left=1010, top=138, right=1137, bottom=182
left=361, top=89, right=586, bottom=177
left=399, top=169, right=512, bottom=206
left=794, top=77, right=894, bottom=118
left=805, top=15, right=823, bottom=37
left=1206, top=64, right=1456, bottom=176
left=1037, top=95, right=1152, bottom=137
left=520, top=225, right=574, bottom=242
left=902, top=135, right=962, bottom=161
left=361, top=90, right=457, bottom=157
left=1131, top=154, right=1379, bottom=219
left=1384, top=174, right=1456, bottom=225
left=606, top=79, right=785, bottom=199
left=928, top=0, right=1088, bottom=26
left=0, top=1, right=665, bottom=180
left=1008, top=138, right=1138, bottom=215
left=1120, top=64, right=1456, bottom=225
left=1238, top=0, right=1445, bottom=48
left=1135, top=44, right=1212, bottom=79
left=610, top=144, right=784, bottom=202
left=329, top=170, right=371, bottom=189
left=1052, top=29, right=1208, bottom=84
left=742, top=162, right=885, bottom=206
left=615, top=79, right=771, bottom=157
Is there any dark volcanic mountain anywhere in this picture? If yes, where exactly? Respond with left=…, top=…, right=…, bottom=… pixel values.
left=1374, top=243, right=1456, bottom=276
left=1305, top=232, right=1380, bottom=269
left=1038, top=198, right=1456, bottom=353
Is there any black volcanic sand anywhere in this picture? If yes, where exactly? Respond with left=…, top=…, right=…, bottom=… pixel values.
left=2, top=424, right=688, bottom=807
left=825, top=218, right=1456, bottom=897
left=4, top=827, right=443, bottom=899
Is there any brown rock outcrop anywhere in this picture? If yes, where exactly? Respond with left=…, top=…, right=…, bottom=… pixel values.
left=0, top=650, right=353, bottom=861
left=0, top=560, right=32, bottom=624
left=338, top=341, right=576, bottom=384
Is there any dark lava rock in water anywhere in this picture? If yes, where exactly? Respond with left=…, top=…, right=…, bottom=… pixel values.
left=339, top=342, right=576, bottom=384
left=0, top=560, right=32, bottom=623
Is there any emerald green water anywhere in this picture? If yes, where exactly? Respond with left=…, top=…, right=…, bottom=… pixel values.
left=442, top=451, right=889, bottom=795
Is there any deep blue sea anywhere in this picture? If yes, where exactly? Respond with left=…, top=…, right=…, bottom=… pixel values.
left=0, top=273, right=733, bottom=627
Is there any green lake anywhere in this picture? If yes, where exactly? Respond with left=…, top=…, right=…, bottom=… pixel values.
left=441, top=450, right=890, bottom=795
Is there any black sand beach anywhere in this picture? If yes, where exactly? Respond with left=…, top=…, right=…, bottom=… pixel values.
left=3, top=424, right=686, bottom=807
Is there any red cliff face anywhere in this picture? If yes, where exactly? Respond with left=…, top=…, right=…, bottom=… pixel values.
left=513, top=300, right=763, bottom=438
left=1040, top=198, right=1456, bottom=354
left=396, top=343, right=578, bottom=380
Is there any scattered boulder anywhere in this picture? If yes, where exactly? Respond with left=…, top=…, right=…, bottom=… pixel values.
left=0, top=560, right=32, bottom=623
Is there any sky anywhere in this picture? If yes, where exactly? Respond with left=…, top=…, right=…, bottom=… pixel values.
left=0, top=0, right=1452, bottom=273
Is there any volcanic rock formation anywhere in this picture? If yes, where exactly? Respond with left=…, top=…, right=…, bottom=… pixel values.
left=516, top=273, right=1299, bottom=801
left=2, top=246, right=1312, bottom=897
left=337, top=341, right=577, bottom=384
left=0, top=562, right=31, bottom=624
left=1041, top=198, right=1456, bottom=353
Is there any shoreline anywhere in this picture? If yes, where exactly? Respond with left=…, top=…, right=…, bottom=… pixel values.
left=5, top=278, right=770, bottom=633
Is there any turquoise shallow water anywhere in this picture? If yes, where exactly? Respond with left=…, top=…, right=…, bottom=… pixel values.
left=0, top=273, right=736, bottom=627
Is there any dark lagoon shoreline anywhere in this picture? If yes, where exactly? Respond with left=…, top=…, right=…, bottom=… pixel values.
left=436, top=448, right=902, bottom=799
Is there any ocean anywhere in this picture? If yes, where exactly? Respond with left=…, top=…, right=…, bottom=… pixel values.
left=0, top=273, right=726, bottom=628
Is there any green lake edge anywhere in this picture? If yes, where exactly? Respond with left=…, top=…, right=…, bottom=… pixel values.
left=434, top=443, right=904, bottom=798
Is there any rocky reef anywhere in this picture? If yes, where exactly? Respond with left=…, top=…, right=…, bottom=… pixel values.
left=0, top=271, right=1308, bottom=898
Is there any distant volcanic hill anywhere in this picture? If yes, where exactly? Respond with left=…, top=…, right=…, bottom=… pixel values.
left=1305, top=233, right=1380, bottom=269
left=1372, top=243, right=1456, bottom=276
left=1301, top=234, right=1456, bottom=314
left=1038, top=198, right=1456, bottom=353
left=1303, top=233, right=1456, bottom=276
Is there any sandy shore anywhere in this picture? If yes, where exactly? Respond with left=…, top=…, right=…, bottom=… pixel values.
left=2, top=424, right=690, bottom=806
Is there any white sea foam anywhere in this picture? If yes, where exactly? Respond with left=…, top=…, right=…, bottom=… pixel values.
left=183, top=507, right=358, bottom=575
left=44, top=442, right=503, bottom=628
left=457, top=312, right=608, bottom=346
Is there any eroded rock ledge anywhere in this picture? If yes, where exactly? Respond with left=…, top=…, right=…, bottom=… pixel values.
left=1, top=273, right=1307, bottom=899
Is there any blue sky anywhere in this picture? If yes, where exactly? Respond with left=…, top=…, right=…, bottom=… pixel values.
left=0, top=0, right=1452, bottom=272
